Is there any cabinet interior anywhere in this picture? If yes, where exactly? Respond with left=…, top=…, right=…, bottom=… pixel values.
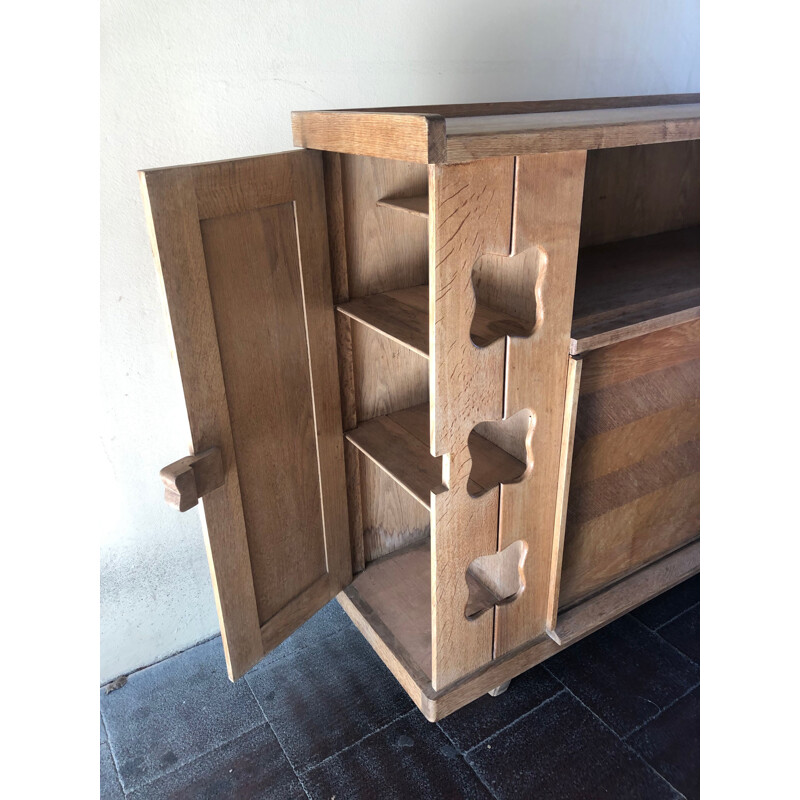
left=327, top=141, right=699, bottom=683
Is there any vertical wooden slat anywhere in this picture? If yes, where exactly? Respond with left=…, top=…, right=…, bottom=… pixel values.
left=547, top=355, right=583, bottom=632
left=429, top=157, right=514, bottom=690
left=494, top=151, right=587, bottom=657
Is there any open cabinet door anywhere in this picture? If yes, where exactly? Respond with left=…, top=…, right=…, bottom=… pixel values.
left=140, top=150, right=352, bottom=680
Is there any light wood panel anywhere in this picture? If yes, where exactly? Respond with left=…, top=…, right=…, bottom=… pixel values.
left=200, top=204, right=329, bottom=623
left=350, top=322, right=428, bottom=422
left=338, top=291, right=429, bottom=358
left=292, top=96, right=699, bottom=164
left=571, top=399, right=699, bottom=489
left=561, top=322, right=700, bottom=607
left=580, top=140, right=700, bottom=247
left=429, top=156, right=514, bottom=689
left=339, top=541, right=699, bottom=720
left=579, top=319, right=700, bottom=395
left=445, top=105, right=699, bottom=164
left=547, top=356, right=583, bottom=631
left=348, top=542, right=433, bottom=679
left=292, top=111, right=446, bottom=163
left=339, top=155, right=429, bottom=296
left=339, top=94, right=700, bottom=118
left=358, top=451, right=430, bottom=563
left=571, top=227, right=700, bottom=354
left=140, top=150, right=351, bottom=680
left=323, top=152, right=365, bottom=574
left=561, top=475, right=700, bottom=608
left=346, top=414, right=445, bottom=509
left=494, top=150, right=587, bottom=658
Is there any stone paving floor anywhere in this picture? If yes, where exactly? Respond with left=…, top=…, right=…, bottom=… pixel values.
left=101, top=575, right=699, bottom=799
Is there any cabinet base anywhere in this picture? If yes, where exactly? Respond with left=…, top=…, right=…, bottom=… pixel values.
left=338, top=538, right=699, bottom=721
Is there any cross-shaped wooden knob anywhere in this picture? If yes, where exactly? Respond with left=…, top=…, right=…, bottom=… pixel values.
left=160, top=447, right=224, bottom=511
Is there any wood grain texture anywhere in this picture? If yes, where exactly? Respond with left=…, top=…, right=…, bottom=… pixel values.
left=140, top=150, right=351, bottom=679
left=571, top=226, right=700, bottom=354
left=376, top=195, right=429, bottom=218
left=346, top=403, right=527, bottom=513
left=292, top=111, right=446, bottom=163
left=346, top=414, right=445, bottom=509
left=546, top=356, right=582, bottom=631
left=348, top=542, right=433, bottom=679
left=339, top=155, right=429, bottom=297
left=200, top=203, right=329, bottom=624
left=494, top=150, right=587, bottom=658
left=579, top=318, right=700, bottom=395
left=560, top=322, right=700, bottom=608
left=292, top=97, right=699, bottom=163
left=322, top=152, right=350, bottom=304
left=359, top=451, right=431, bottom=562
left=140, top=166, right=263, bottom=681
left=445, top=105, right=699, bottom=163
left=580, top=140, right=700, bottom=247
left=350, top=322, right=428, bottom=422
left=338, top=282, right=534, bottom=358
left=338, top=94, right=700, bottom=118
left=343, top=437, right=365, bottom=573
left=160, top=447, right=224, bottom=512
left=338, top=290, right=430, bottom=358
left=339, top=541, right=699, bottom=720
left=429, top=157, right=514, bottom=689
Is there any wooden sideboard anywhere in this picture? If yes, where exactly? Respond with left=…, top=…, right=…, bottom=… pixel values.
left=140, top=95, right=700, bottom=720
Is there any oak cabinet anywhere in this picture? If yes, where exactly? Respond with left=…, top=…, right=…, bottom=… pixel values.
left=141, top=95, right=700, bottom=721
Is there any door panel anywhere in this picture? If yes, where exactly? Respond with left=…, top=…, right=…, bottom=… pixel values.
left=140, top=150, right=351, bottom=680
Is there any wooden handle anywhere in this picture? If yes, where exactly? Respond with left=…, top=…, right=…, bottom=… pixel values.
left=160, top=447, right=224, bottom=511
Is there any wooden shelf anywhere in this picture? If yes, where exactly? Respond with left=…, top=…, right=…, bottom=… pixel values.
left=346, top=403, right=526, bottom=509
left=571, top=226, right=700, bottom=354
left=337, top=284, right=533, bottom=357
left=348, top=541, right=432, bottom=680
left=338, top=286, right=430, bottom=357
left=377, top=195, right=429, bottom=219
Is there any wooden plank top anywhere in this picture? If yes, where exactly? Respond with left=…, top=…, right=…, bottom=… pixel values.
left=292, top=94, right=699, bottom=164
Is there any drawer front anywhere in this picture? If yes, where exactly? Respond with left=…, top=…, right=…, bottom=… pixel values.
left=559, top=319, right=699, bottom=608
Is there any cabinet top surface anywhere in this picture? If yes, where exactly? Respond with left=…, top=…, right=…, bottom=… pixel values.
left=291, top=94, right=700, bottom=165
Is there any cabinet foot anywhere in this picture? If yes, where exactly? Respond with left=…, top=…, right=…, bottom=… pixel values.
left=487, top=680, right=511, bottom=697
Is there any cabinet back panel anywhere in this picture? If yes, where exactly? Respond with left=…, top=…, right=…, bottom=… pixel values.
left=340, top=154, right=429, bottom=297
left=580, top=141, right=700, bottom=247
left=351, top=323, right=428, bottom=422
left=359, top=452, right=431, bottom=562
left=560, top=320, right=699, bottom=607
